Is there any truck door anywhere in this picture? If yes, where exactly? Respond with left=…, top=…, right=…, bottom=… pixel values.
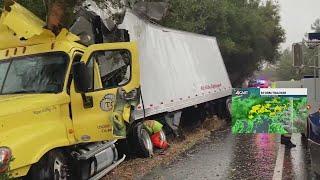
left=70, top=42, right=140, bottom=143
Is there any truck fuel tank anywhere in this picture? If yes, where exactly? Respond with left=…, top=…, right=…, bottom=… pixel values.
left=72, top=141, right=123, bottom=180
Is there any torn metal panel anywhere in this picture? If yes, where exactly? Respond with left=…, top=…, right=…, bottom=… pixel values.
left=1, top=2, right=45, bottom=39
left=0, top=2, right=53, bottom=50
left=56, top=28, right=80, bottom=42
left=78, top=0, right=127, bottom=31
left=70, top=7, right=130, bottom=46
left=69, top=14, right=96, bottom=46
left=0, top=2, right=81, bottom=50
left=132, top=2, right=169, bottom=21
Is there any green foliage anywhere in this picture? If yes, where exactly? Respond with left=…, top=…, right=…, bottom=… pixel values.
left=161, top=0, right=285, bottom=87
left=276, top=49, right=301, bottom=81
left=232, top=94, right=307, bottom=134
left=268, top=122, right=287, bottom=134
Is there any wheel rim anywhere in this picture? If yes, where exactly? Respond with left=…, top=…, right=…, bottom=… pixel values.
left=159, top=130, right=166, bottom=142
left=53, top=158, right=67, bottom=180
left=227, top=99, right=232, bottom=114
left=141, top=128, right=153, bottom=153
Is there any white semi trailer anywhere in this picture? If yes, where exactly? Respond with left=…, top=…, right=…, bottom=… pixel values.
left=119, top=11, right=232, bottom=120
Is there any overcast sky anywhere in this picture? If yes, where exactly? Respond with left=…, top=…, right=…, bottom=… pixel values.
left=278, top=0, right=320, bottom=50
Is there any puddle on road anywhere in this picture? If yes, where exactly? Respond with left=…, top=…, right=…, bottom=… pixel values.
left=283, top=134, right=313, bottom=180
left=228, top=133, right=278, bottom=179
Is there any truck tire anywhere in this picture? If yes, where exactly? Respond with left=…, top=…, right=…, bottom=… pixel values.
left=133, top=123, right=153, bottom=158
left=217, top=98, right=231, bottom=121
left=27, top=150, right=69, bottom=180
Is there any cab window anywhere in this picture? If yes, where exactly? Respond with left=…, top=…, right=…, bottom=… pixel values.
left=0, top=52, right=68, bottom=94
left=87, top=49, right=131, bottom=91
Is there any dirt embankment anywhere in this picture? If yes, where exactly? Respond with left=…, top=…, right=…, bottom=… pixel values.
left=104, top=117, right=226, bottom=180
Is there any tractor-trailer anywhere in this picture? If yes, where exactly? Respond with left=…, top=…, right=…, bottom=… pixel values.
left=0, top=3, right=232, bottom=179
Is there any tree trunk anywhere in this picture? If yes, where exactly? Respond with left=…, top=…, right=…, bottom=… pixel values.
left=46, top=0, right=77, bottom=34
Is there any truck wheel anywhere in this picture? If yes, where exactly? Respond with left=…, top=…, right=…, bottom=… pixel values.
left=159, top=130, right=167, bottom=142
left=217, top=98, right=231, bottom=121
left=225, top=98, right=232, bottom=121
left=27, top=150, right=69, bottom=180
left=133, top=123, right=153, bottom=158
left=226, top=98, right=232, bottom=115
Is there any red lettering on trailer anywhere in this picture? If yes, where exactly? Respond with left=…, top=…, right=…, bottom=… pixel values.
left=201, top=83, right=222, bottom=91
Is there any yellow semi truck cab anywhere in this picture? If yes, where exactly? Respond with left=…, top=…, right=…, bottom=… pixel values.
left=0, top=2, right=141, bottom=179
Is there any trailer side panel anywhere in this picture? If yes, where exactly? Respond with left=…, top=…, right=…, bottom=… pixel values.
left=119, top=12, right=232, bottom=119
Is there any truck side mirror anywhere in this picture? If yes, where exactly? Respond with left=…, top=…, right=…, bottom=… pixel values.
left=293, top=43, right=303, bottom=67
left=73, top=62, right=91, bottom=93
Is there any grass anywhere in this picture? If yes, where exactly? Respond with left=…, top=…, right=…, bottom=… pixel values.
left=231, top=91, right=307, bottom=134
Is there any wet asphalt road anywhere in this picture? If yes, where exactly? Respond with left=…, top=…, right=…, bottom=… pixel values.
left=142, top=127, right=315, bottom=180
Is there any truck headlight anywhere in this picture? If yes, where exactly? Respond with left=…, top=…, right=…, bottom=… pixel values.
left=0, top=147, right=12, bottom=173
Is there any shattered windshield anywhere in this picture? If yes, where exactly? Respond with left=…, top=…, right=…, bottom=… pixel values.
left=0, top=53, right=69, bottom=95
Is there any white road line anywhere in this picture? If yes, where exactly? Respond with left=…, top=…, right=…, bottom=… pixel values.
left=272, top=144, right=285, bottom=180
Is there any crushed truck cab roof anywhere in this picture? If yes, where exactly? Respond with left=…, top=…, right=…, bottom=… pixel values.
left=0, top=2, right=80, bottom=50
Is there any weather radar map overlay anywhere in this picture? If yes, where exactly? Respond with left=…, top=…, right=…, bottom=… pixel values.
left=231, top=88, right=308, bottom=134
